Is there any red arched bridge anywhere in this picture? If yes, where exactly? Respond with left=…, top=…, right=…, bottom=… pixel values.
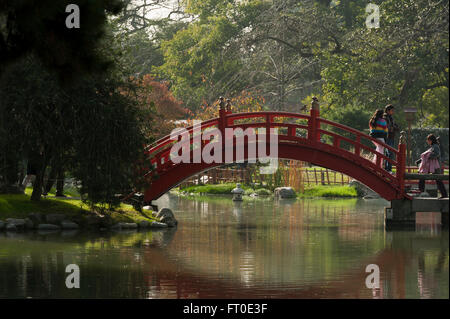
left=137, top=102, right=409, bottom=204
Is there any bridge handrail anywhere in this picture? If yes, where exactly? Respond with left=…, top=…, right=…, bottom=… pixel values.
left=141, top=107, right=409, bottom=201
left=146, top=111, right=402, bottom=166
left=227, top=112, right=399, bottom=156
left=226, top=111, right=310, bottom=122
left=145, top=117, right=220, bottom=153
left=317, top=118, right=400, bottom=155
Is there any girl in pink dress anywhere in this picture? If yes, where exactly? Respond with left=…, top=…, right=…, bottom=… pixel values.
left=416, top=134, right=447, bottom=198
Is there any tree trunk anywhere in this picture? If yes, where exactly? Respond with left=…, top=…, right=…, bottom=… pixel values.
left=30, top=154, right=47, bottom=201
left=31, top=170, right=44, bottom=201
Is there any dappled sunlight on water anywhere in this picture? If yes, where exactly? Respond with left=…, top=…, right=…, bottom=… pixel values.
left=0, top=195, right=448, bottom=298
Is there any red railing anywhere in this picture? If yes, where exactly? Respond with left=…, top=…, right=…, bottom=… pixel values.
left=144, top=108, right=408, bottom=198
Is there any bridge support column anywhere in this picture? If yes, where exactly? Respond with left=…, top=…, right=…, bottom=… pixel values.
left=386, top=198, right=449, bottom=230
left=442, top=213, right=449, bottom=228
left=385, top=199, right=415, bottom=230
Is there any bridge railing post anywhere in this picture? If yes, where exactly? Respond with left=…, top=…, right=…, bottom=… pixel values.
left=225, top=98, right=232, bottom=115
left=218, top=97, right=227, bottom=162
left=218, top=96, right=226, bottom=131
left=397, top=131, right=407, bottom=195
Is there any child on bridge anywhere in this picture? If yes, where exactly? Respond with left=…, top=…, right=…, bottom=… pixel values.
left=369, top=109, right=388, bottom=169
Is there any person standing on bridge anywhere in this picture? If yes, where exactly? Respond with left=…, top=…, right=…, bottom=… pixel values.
left=383, top=104, right=399, bottom=173
left=369, top=109, right=388, bottom=168
left=416, top=134, right=448, bottom=199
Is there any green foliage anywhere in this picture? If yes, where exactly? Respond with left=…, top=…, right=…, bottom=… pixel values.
left=321, top=0, right=449, bottom=128
left=0, top=193, right=156, bottom=224
left=0, top=55, right=149, bottom=206
left=0, top=0, right=125, bottom=82
left=420, top=87, right=449, bottom=128
left=410, top=128, right=449, bottom=164
left=158, top=14, right=244, bottom=112
left=68, top=78, right=146, bottom=207
left=181, top=182, right=250, bottom=194
left=254, top=188, right=272, bottom=196
left=299, top=185, right=358, bottom=198
left=324, top=104, right=373, bottom=133
left=243, top=188, right=272, bottom=196
left=107, top=0, right=449, bottom=127
left=0, top=194, right=88, bottom=220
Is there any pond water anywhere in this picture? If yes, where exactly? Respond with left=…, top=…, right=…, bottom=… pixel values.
left=0, top=194, right=448, bottom=299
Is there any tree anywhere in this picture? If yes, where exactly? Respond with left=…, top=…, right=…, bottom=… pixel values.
left=321, top=0, right=449, bottom=127
left=129, top=74, right=188, bottom=139
left=0, top=0, right=124, bottom=82
left=190, top=90, right=265, bottom=122
left=0, top=55, right=149, bottom=206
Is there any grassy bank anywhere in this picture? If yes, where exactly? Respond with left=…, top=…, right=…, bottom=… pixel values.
left=178, top=183, right=358, bottom=198
left=0, top=191, right=156, bottom=226
left=298, top=185, right=358, bottom=198
left=179, top=183, right=250, bottom=194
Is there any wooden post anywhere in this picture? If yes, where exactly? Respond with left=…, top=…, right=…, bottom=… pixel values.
left=397, top=131, right=407, bottom=196
left=212, top=168, right=217, bottom=184
left=218, top=96, right=226, bottom=163
left=355, top=135, right=361, bottom=156
left=225, top=98, right=232, bottom=115
left=309, top=109, right=317, bottom=142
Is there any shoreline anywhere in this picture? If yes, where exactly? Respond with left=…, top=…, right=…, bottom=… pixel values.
left=175, top=183, right=359, bottom=199
left=0, top=193, right=173, bottom=233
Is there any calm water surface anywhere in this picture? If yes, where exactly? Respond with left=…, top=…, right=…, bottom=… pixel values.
left=0, top=194, right=448, bottom=298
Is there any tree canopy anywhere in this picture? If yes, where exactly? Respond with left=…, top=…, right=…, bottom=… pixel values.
left=0, top=0, right=124, bottom=81
left=0, top=0, right=448, bottom=205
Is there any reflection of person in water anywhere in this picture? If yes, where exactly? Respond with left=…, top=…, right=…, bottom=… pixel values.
left=417, top=251, right=444, bottom=299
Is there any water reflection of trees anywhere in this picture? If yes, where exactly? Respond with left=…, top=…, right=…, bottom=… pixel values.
left=161, top=196, right=448, bottom=298
left=160, top=198, right=383, bottom=292
left=0, top=198, right=448, bottom=298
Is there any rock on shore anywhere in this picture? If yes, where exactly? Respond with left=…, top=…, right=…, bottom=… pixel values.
left=37, top=224, right=61, bottom=231
left=274, top=187, right=296, bottom=199
left=349, top=180, right=381, bottom=199
left=156, top=208, right=178, bottom=227
left=1, top=208, right=177, bottom=232
left=0, top=213, right=80, bottom=232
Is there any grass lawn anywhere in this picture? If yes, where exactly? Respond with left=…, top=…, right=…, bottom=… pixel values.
left=0, top=189, right=156, bottom=225
left=178, top=182, right=358, bottom=198
left=179, top=183, right=252, bottom=194
left=298, top=185, right=358, bottom=198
